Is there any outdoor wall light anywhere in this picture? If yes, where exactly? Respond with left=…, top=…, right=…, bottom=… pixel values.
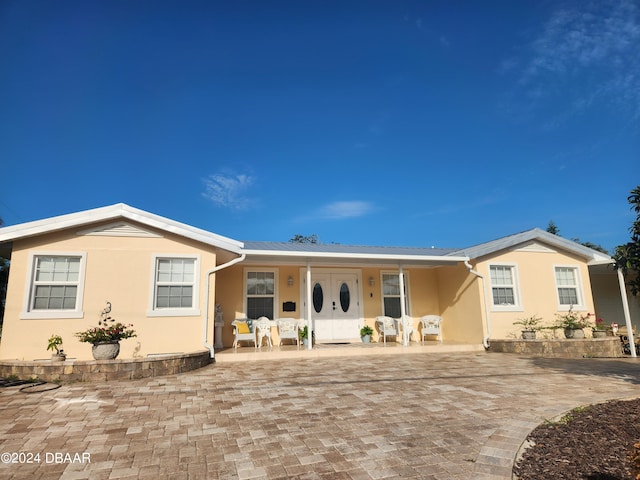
left=369, top=276, right=375, bottom=287
left=288, top=275, right=294, bottom=286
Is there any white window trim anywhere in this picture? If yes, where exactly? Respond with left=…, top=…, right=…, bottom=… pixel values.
left=553, top=264, right=586, bottom=311
left=489, top=263, right=523, bottom=312
left=20, top=251, right=87, bottom=319
left=243, top=267, right=278, bottom=320
left=379, top=271, right=411, bottom=318
left=147, top=254, right=201, bottom=317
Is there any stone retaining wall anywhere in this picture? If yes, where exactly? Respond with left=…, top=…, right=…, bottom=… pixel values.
left=489, top=337, right=623, bottom=358
left=0, top=350, right=212, bottom=382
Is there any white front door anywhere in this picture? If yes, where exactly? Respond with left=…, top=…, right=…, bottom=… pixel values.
left=307, top=272, right=361, bottom=342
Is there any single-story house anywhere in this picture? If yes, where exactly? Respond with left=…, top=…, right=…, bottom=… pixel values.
left=0, top=203, right=636, bottom=361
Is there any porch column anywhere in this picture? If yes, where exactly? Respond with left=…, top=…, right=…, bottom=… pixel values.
left=617, top=267, right=636, bottom=358
left=306, top=261, right=313, bottom=350
left=399, top=266, right=408, bottom=346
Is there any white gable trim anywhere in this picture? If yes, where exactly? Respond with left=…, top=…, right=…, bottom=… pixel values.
left=0, top=204, right=244, bottom=254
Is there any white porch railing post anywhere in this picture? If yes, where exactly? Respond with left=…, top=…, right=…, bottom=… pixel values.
left=618, top=267, right=636, bottom=358
left=399, top=266, right=407, bottom=346
left=306, top=262, right=313, bottom=350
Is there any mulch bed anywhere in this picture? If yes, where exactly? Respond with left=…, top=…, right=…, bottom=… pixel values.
left=514, top=398, right=640, bottom=480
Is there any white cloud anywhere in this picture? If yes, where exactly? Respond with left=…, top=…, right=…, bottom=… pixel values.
left=505, top=0, right=640, bottom=122
left=202, top=172, right=256, bottom=210
left=317, top=201, right=375, bottom=220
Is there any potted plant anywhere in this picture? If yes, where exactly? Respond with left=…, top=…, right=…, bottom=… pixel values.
left=592, top=317, right=608, bottom=338
left=75, top=302, right=136, bottom=360
left=360, top=325, right=374, bottom=343
left=513, top=315, right=543, bottom=340
left=47, top=334, right=66, bottom=362
left=555, top=308, right=592, bottom=339
left=299, top=325, right=315, bottom=347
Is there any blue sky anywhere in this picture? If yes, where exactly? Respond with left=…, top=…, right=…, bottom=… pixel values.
left=1, top=1, right=638, bottom=253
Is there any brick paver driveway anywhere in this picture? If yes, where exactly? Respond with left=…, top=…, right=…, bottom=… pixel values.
left=1, top=352, right=640, bottom=479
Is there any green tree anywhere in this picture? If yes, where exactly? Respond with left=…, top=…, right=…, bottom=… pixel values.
left=614, top=186, right=640, bottom=296
left=289, top=234, right=319, bottom=244
left=546, top=220, right=560, bottom=235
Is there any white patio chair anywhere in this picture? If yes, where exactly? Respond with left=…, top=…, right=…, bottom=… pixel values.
left=254, top=316, right=273, bottom=349
left=231, top=318, right=257, bottom=350
left=419, top=315, right=443, bottom=344
left=400, top=315, right=415, bottom=344
left=376, top=316, right=399, bottom=345
left=277, top=317, right=300, bottom=348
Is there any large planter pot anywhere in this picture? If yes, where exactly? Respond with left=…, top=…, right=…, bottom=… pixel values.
left=592, top=330, right=607, bottom=338
left=564, top=328, right=585, bottom=339
left=92, top=341, right=120, bottom=360
left=361, top=334, right=371, bottom=343
left=521, top=330, right=536, bottom=340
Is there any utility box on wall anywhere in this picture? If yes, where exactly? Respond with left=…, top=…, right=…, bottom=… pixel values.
left=283, top=301, right=296, bottom=312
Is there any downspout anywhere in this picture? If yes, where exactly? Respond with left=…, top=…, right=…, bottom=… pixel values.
left=465, top=260, right=491, bottom=349
left=617, top=267, right=636, bottom=358
left=203, top=254, right=246, bottom=360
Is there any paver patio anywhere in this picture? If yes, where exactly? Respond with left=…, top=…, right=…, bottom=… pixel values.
left=1, top=351, right=639, bottom=479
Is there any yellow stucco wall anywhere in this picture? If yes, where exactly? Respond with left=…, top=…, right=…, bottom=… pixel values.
left=473, top=245, right=597, bottom=339
left=0, top=223, right=219, bottom=361
left=436, top=263, right=486, bottom=343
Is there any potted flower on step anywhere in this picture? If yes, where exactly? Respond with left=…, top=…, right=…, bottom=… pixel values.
left=47, top=334, right=66, bottom=362
left=513, top=315, right=543, bottom=340
left=360, top=325, right=374, bottom=343
left=554, top=308, right=591, bottom=339
left=75, top=302, right=136, bottom=360
left=592, top=317, right=608, bottom=338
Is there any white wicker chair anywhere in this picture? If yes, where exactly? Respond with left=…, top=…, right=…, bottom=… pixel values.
left=277, top=318, right=300, bottom=348
left=254, top=316, right=273, bottom=349
left=419, top=315, right=443, bottom=344
left=231, top=318, right=257, bottom=349
left=376, top=316, right=399, bottom=345
left=400, top=315, right=415, bottom=343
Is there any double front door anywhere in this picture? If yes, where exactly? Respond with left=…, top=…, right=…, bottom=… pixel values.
left=305, top=272, right=361, bottom=342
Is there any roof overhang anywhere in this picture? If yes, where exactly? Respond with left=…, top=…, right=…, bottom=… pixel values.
left=241, top=248, right=469, bottom=268
left=0, top=203, right=244, bottom=254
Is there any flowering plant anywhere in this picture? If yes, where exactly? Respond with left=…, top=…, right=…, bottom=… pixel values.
left=75, top=323, right=136, bottom=344
left=555, top=308, right=592, bottom=330
left=592, top=317, right=607, bottom=332
left=75, top=301, right=136, bottom=344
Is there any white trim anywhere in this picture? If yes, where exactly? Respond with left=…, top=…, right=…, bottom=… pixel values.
left=243, top=267, right=279, bottom=320
left=0, top=203, right=243, bottom=253
left=553, top=264, right=586, bottom=311
left=488, top=263, right=523, bottom=312
left=20, top=251, right=87, bottom=320
left=147, top=254, right=201, bottom=317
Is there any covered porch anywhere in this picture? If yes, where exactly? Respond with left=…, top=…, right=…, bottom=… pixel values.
left=213, top=241, right=487, bottom=353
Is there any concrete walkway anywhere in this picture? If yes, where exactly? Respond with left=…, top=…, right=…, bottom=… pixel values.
left=1, top=351, right=639, bottom=479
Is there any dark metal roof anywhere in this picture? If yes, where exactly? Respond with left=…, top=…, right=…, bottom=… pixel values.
left=242, top=241, right=456, bottom=257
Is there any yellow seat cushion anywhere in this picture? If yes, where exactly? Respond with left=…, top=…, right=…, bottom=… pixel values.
left=237, top=322, right=250, bottom=334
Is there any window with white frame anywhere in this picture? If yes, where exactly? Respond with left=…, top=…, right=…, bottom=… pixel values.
left=150, top=256, right=199, bottom=316
left=22, top=253, right=86, bottom=319
left=554, top=266, right=582, bottom=307
left=489, top=265, right=520, bottom=309
left=245, top=270, right=275, bottom=319
left=381, top=273, right=409, bottom=318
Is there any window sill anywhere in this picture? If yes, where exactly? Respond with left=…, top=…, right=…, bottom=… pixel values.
left=146, top=309, right=201, bottom=318
left=20, top=311, right=85, bottom=320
